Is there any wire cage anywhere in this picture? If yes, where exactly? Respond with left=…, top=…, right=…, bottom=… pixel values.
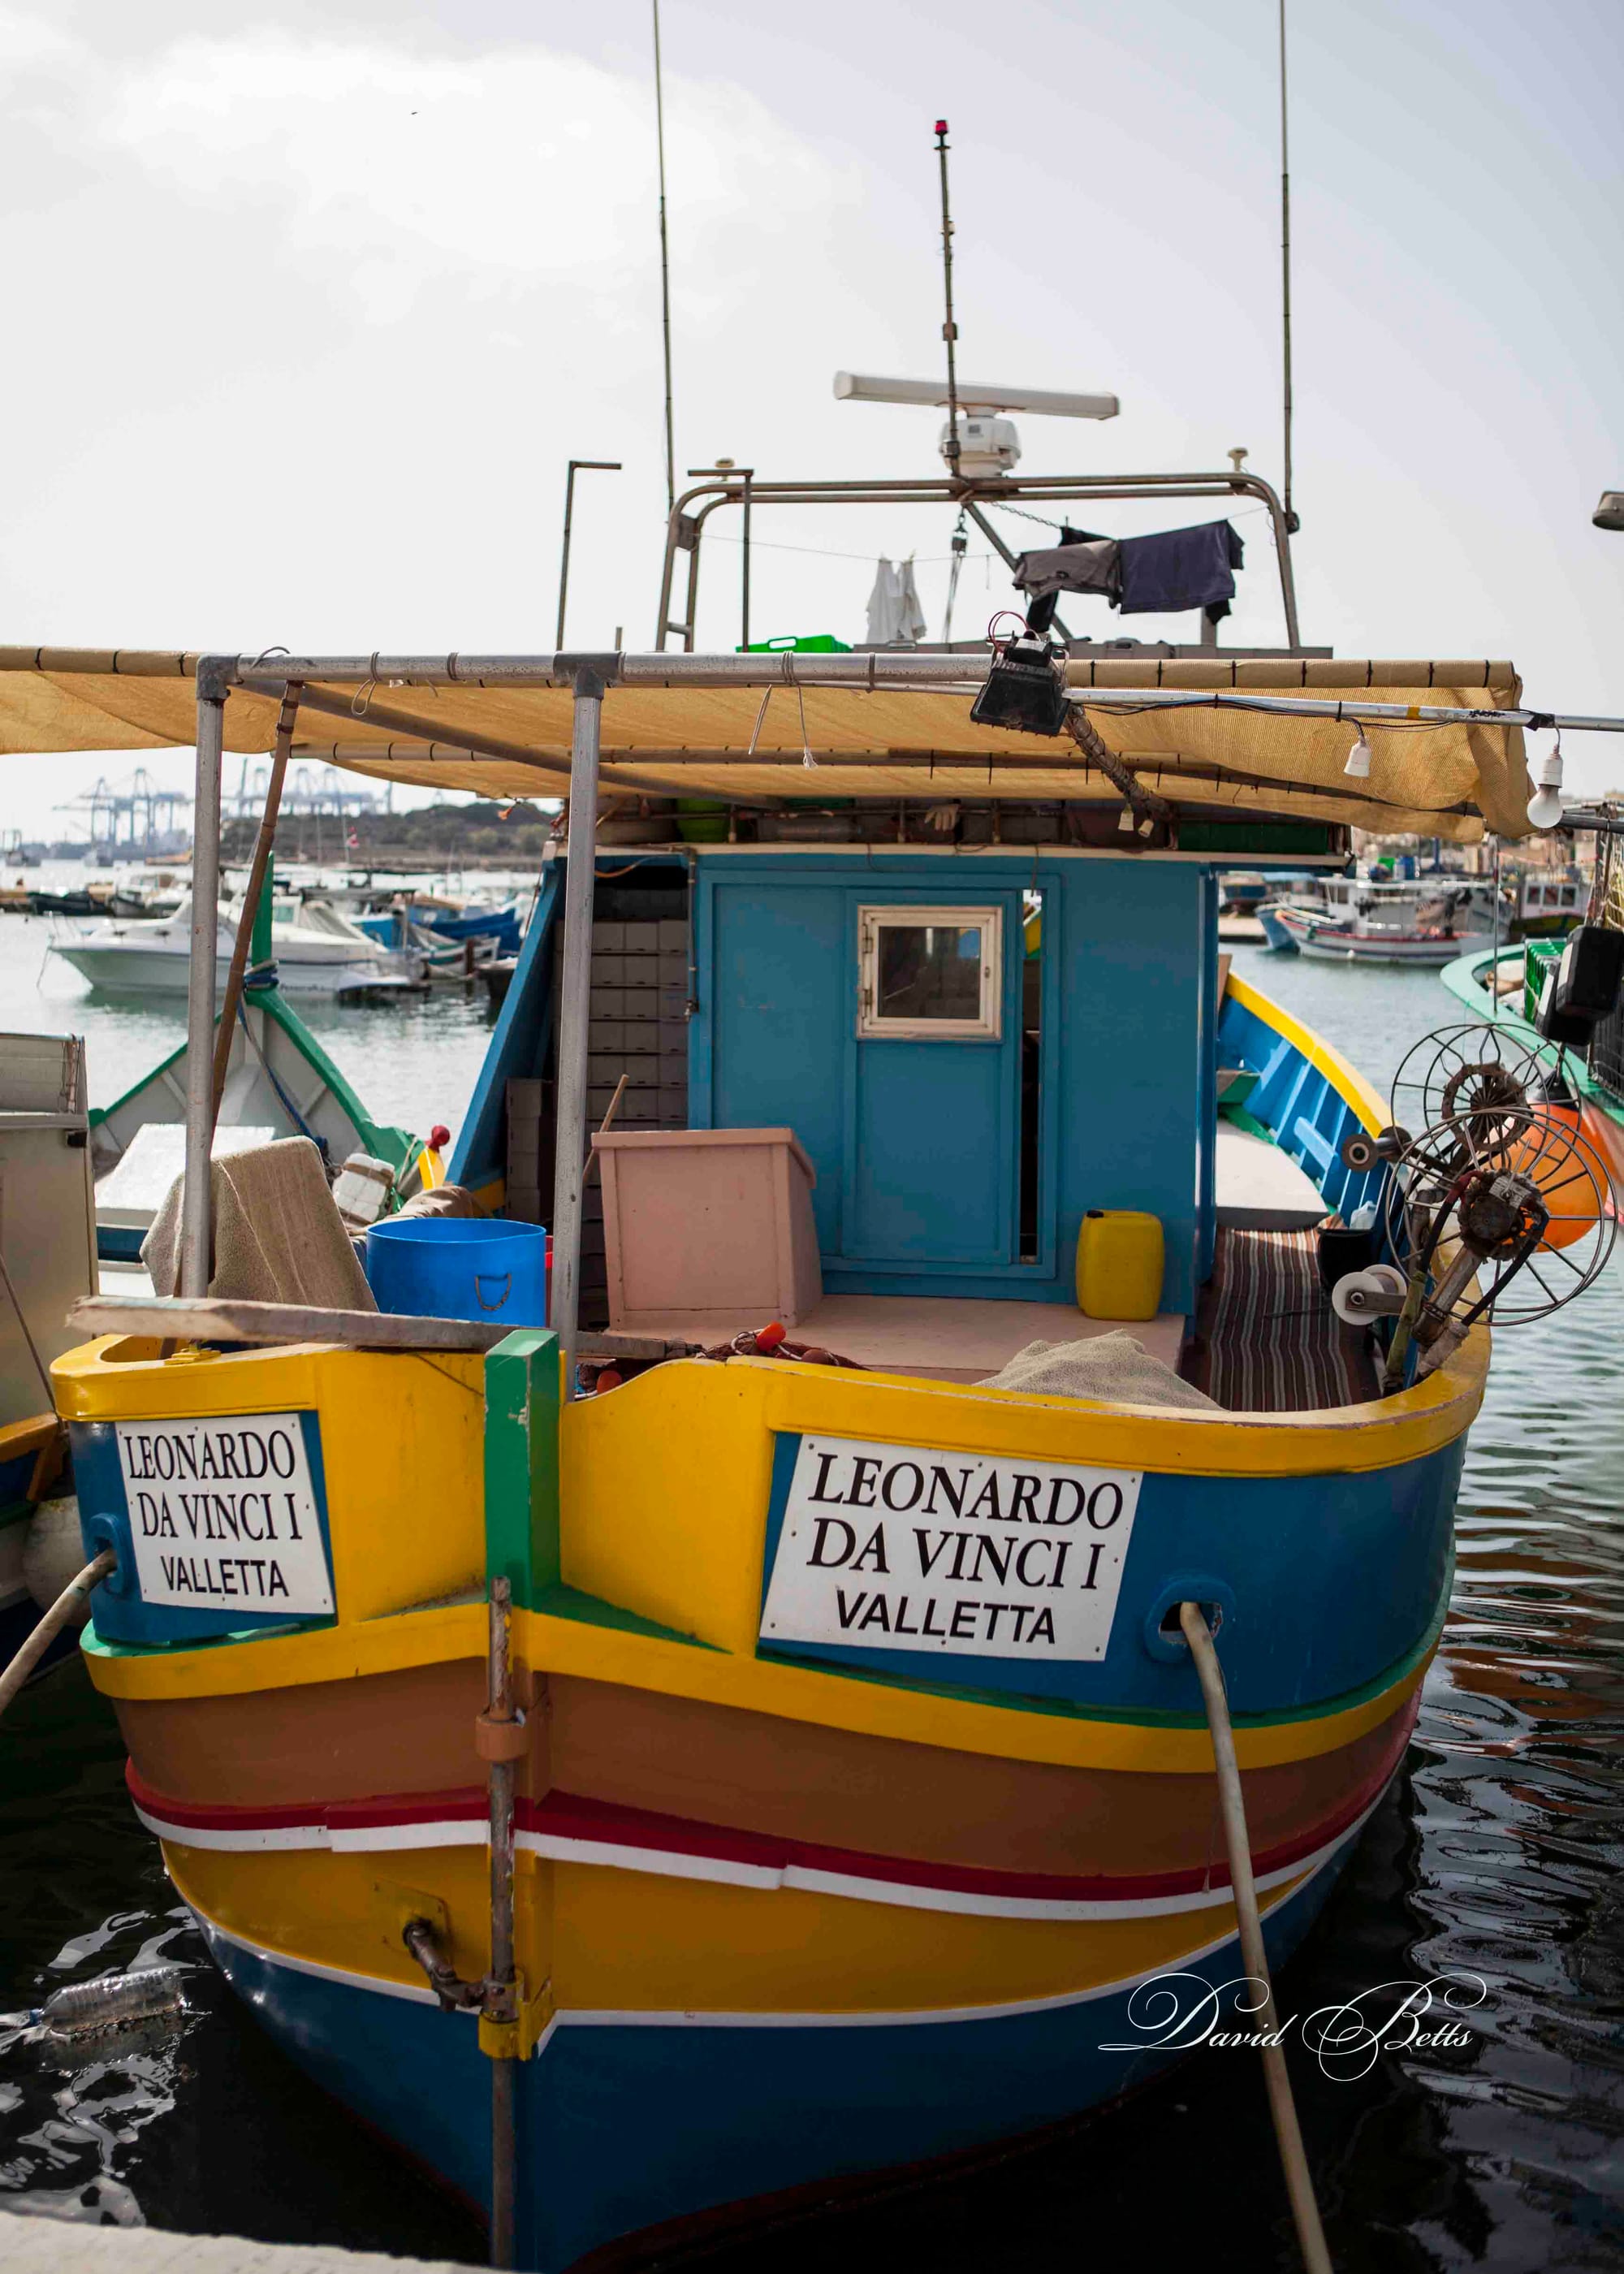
left=1382, top=1106, right=1618, bottom=1328
left=1390, top=1022, right=1556, bottom=1156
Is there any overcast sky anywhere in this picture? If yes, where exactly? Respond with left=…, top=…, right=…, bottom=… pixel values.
left=2, top=0, right=1621, bottom=841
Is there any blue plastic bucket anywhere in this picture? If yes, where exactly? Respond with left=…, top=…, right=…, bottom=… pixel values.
left=365, top=1217, right=549, bottom=1329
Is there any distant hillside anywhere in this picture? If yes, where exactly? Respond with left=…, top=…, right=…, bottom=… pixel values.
left=221, top=798, right=555, bottom=868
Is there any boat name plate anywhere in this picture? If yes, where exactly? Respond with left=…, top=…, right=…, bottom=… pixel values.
left=760, top=1433, right=1142, bottom=1662
left=112, top=1412, right=335, bottom=1617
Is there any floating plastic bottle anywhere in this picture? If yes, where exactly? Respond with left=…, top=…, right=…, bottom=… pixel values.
left=39, top=1964, right=186, bottom=2038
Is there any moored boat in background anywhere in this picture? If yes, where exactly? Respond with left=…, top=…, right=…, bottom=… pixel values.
left=1265, top=874, right=1494, bottom=964
left=49, top=892, right=425, bottom=997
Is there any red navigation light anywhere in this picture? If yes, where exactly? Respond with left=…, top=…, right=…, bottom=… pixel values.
left=935, top=119, right=948, bottom=135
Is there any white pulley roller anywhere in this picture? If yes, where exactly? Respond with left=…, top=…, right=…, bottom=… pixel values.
left=1331, top=1265, right=1408, bottom=1325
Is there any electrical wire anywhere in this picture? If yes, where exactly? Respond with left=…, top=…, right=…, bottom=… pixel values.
left=0, top=1243, right=53, bottom=1406
left=706, top=533, right=1000, bottom=566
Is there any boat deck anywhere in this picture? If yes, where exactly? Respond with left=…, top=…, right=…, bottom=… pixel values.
left=624, top=1295, right=1188, bottom=1384
left=624, top=1226, right=1367, bottom=1413
left=1214, top=1123, right=1330, bottom=1231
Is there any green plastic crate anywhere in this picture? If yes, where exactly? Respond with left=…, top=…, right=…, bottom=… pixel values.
left=736, top=633, right=853, bottom=653
left=1524, top=937, right=1563, bottom=1025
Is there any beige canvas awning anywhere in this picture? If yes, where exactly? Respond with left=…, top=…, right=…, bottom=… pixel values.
left=0, top=648, right=1534, bottom=840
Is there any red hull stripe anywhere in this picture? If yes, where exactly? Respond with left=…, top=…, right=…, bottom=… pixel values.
left=124, top=1696, right=1415, bottom=1903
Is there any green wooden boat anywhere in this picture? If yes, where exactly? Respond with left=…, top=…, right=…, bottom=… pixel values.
left=89, top=881, right=426, bottom=1261
left=1440, top=941, right=1624, bottom=1180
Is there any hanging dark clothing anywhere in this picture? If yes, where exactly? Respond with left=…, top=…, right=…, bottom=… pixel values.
left=1115, top=520, right=1244, bottom=618
left=1012, top=526, right=1119, bottom=634
left=1011, top=531, right=1120, bottom=602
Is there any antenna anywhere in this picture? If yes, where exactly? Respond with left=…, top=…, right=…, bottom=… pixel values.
left=1279, top=0, right=1298, bottom=530
left=653, top=1, right=676, bottom=516
left=934, top=119, right=961, bottom=486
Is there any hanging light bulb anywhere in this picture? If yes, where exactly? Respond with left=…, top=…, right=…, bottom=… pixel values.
left=1343, top=730, right=1372, bottom=779
left=1527, top=740, right=1566, bottom=830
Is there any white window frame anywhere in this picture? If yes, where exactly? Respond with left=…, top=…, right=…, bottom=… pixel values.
left=857, top=904, right=1003, bottom=1040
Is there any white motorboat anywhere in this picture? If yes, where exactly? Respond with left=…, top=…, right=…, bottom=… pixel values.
left=47, top=893, right=425, bottom=996
left=1263, top=875, right=1497, bottom=964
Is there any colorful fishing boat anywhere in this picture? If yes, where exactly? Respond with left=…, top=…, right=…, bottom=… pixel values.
left=59, top=962, right=1462, bottom=2271
left=19, top=627, right=1605, bottom=2268
left=1264, top=875, right=1494, bottom=964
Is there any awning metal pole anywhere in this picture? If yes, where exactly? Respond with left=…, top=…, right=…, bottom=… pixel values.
left=181, top=667, right=227, bottom=1297
left=548, top=668, right=606, bottom=1393
left=209, top=685, right=299, bottom=1125
left=231, top=652, right=1587, bottom=728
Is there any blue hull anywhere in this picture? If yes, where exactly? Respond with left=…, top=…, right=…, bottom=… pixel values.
left=201, top=1833, right=1357, bottom=2272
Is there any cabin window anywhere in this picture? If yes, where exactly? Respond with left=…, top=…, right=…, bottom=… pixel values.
left=857, top=905, right=1002, bottom=1040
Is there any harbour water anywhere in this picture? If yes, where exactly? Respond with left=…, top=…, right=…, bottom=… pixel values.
left=2, top=923, right=1621, bottom=2269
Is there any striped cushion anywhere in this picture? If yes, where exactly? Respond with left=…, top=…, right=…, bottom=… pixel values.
left=1191, top=1228, right=1375, bottom=1412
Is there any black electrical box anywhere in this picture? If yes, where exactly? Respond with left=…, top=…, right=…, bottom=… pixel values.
left=1534, top=923, right=1624, bottom=1045
left=970, top=637, right=1069, bottom=737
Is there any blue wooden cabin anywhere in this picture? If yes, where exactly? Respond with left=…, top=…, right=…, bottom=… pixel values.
left=451, top=824, right=1380, bottom=1400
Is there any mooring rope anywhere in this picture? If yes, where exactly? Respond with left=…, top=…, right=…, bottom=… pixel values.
left=0, top=1550, right=116, bottom=1719
left=1180, top=1601, right=1333, bottom=2273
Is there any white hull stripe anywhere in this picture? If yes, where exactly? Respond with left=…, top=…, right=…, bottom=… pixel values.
left=192, top=1818, right=1358, bottom=2048
left=137, top=1794, right=1381, bottom=1924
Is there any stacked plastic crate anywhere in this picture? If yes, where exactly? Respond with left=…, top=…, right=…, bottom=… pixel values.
left=581, top=918, right=689, bottom=1320
left=503, top=915, right=690, bottom=1325
left=587, top=918, right=691, bottom=1132
left=503, top=1078, right=546, bottom=1226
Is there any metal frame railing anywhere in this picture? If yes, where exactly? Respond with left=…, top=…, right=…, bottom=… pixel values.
left=653, top=468, right=1305, bottom=654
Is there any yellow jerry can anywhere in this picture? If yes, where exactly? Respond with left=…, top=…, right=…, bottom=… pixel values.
left=1075, top=1209, right=1164, bottom=1321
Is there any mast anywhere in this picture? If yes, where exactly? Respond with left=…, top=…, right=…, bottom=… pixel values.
left=654, top=1, right=676, bottom=516
left=934, top=119, right=961, bottom=486
left=1279, top=0, right=1297, bottom=530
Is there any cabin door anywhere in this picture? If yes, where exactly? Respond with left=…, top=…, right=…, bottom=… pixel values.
left=842, top=897, right=1023, bottom=1269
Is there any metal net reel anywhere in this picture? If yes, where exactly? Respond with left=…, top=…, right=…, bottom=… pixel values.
left=1367, top=1105, right=1619, bottom=1381
left=1389, top=1022, right=1553, bottom=1176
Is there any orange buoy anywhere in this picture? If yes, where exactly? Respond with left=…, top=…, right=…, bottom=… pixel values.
left=1510, top=1106, right=1612, bottom=1251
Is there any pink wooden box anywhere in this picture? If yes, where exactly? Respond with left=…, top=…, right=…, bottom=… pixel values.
left=593, top=1127, right=823, bottom=1334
